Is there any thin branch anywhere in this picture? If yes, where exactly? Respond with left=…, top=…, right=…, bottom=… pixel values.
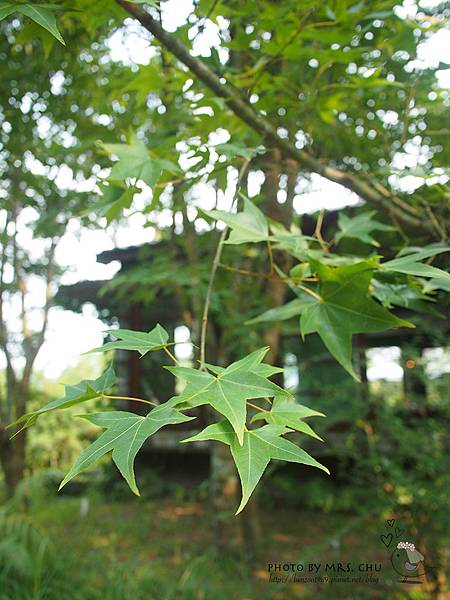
left=199, top=158, right=251, bottom=369
left=249, top=7, right=315, bottom=92
left=267, top=240, right=275, bottom=275
left=422, top=202, right=447, bottom=241
left=114, top=0, right=429, bottom=233
left=218, top=262, right=321, bottom=300
left=219, top=262, right=317, bottom=282
left=314, top=209, right=329, bottom=252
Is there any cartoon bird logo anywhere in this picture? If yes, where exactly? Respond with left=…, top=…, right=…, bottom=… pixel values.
left=391, top=541, right=426, bottom=583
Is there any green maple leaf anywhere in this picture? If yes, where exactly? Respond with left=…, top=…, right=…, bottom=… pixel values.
left=251, top=395, right=325, bottom=441
left=336, top=211, right=394, bottom=246
left=99, top=135, right=161, bottom=187
left=88, top=324, right=169, bottom=356
left=10, top=367, right=115, bottom=430
left=60, top=403, right=194, bottom=495
left=214, top=142, right=264, bottom=159
left=269, top=222, right=314, bottom=260
left=203, top=196, right=269, bottom=244
left=0, top=3, right=65, bottom=44
left=300, top=260, right=414, bottom=379
left=381, top=245, right=450, bottom=285
left=168, top=348, right=289, bottom=445
left=202, top=347, right=284, bottom=379
left=182, top=421, right=329, bottom=513
left=246, top=297, right=314, bottom=324
left=91, top=182, right=135, bottom=224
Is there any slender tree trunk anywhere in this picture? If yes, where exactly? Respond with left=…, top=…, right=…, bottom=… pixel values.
left=0, top=427, right=26, bottom=497
left=0, top=381, right=29, bottom=497
left=260, top=149, right=295, bottom=367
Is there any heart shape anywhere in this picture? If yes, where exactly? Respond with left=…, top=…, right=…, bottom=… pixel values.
left=395, top=527, right=405, bottom=538
left=380, top=533, right=393, bottom=548
left=387, top=519, right=395, bottom=527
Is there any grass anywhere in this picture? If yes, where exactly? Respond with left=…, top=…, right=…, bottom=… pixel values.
left=10, top=492, right=431, bottom=600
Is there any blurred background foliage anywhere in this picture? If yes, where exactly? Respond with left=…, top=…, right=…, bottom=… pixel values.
left=0, top=355, right=448, bottom=599
left=0, top=0, right=449, bottom=598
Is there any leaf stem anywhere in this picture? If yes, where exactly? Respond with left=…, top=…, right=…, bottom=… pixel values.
left=246, top=401, right=267, bottom=412
left=103, top=394, right=157, bottom=407
left=199, top=158, right=251, bottom=370
left=163, top=345, right=179, bottom=365
left=295, top=283, right=322, bottom=302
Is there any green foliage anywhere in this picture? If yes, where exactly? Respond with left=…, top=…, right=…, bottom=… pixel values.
left=335, top=210, right=394, bottom=246
left=183, top=420, right=328, bottom=514
left=0, top=2, right=65, bottom=44
left=88, top=324, right=169, bottom=356
left=19, top=341, right=328, bottom=512
left=246, top=297, right=313, bottom=324
left=300, top=260, right=414, bottom=379
left=12, top=367, right=115, bottom=430
left=99, top=136, right=162, bottom=187
left=60, top=404, right=194, bottom=495
left=204, top=197, right=448, bottom=377
left=251, top=395, right=324, bottom=440
left=381, top=245, right=450, bottom=286
left=168, top=347, right=287, bottom=445
left=0, top=507, right=85, bottom=600
left=203, top=195, right=269, bottom=244
left=3, top=0, right=449, bottom=521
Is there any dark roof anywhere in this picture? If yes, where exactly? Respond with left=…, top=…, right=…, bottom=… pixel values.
left=95, top=208, right=347, bottom=265
left=97, top=243, right=156, bottom=265
left=55, top=280, right=111, bottom=313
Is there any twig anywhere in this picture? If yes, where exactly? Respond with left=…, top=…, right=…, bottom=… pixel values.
left=219, top=262, right=317, bottom=282
left=199, top=159, right=251, bottom=369
left=422, top=202, right=447, bottom=241
left=249, top=8, right=314, bottom=92
left=314, top=209, right=329, bottom=252
left=267, top=240, right=275, bottom=275
left=218, top=262, right=321, bottom=301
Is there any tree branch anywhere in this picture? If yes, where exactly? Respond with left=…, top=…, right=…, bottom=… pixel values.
left=115, top=0, right=427, bottom=232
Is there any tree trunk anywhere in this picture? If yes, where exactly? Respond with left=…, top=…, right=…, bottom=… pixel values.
left=260, top=149, right=295, bottom=367
left=0, top=382, right=29, bottom=497
left=0, top=429, right=26, bottom=497
left=402, top=344, right=427, bottom=409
